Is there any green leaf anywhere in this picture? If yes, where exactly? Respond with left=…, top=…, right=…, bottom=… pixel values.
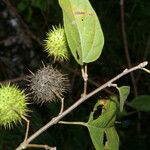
left=117, top=86, right=130, bottom=112
left=59, top=0, right=104, bottom=65
left=59, top=97, right=119, bottom=150
left=128, top=95, right=150, bottom=112
left=105, top=127, right=119, bottom=150
left=87, top=126, right=105, bottom=150
left=87, top=97, right=119, bottom=150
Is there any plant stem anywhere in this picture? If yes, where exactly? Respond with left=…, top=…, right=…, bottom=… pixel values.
left=51, top=88, right=64, bottom=114
left=59, top=121, right=86, bottom=126
left=16, top=61, right=148, bottom=150
left=27, top=144, right=56, bottom=150
left=81, top=64, right=88, bottom=97
left=59, top=98, right=64, bottom=115
left=22, top=116, right=30, bottom=142
left=141, top=68, right=150, bottom=74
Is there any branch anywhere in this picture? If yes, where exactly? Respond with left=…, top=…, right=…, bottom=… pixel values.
left=136, top=35, right=150, bottom=82
left=16, top=61, right=148, bottom=150
left=120, top=0, right=138, bottom=96
left=0, top=75, right=26, bottom=84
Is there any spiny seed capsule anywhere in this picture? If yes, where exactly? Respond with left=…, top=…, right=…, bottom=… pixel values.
left=44, top=25, right=69, bottom=61
left=0, top=83, right=29, bottom=128
left=29, top=66, right=70, bottom=104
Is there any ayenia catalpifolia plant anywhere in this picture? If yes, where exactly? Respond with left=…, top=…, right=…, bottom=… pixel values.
left=0, top=0, right=149, bottom=150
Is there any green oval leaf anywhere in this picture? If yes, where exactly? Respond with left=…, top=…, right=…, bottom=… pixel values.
left=128, top=95, right=150, bottom=112
left=117, top=86, right=130, bottom=112
left=59, top=0, right=104, bottom=65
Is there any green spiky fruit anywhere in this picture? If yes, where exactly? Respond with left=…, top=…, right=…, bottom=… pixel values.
left=44, top=26, right=69, bottom=61
left=0, top=84, right=29, bottom=128
left=29, top=66, right=70, bottom=104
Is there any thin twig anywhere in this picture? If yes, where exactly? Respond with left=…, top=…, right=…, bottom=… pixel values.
left=141, top=68, right=150, bottom=74
left=0, top=75, right=26, bottom=84
left=50, top=88, right=64, bottom=114
left=136, top=35, right=150, bottom=82
left=22, top=116, right=30, bottom=142
left=59, top=98, right=64, bottom=115
left=120, top=0, right=138, bottom=96
left=16, top=61, right=148, bottom=150
left=27, top=144, right=56, bottom=150
left=19, top=118, right=56, bottom=150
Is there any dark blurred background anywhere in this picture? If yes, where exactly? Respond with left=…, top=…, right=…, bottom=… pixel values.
left=0, top=0, right=150, bottom=150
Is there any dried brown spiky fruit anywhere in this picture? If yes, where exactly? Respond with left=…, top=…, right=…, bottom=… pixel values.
left=29, top=66, right=70, bottom=104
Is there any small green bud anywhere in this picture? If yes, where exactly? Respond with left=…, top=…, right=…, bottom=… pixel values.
left=0, top=83, right=29, bottom=128
left=44, top=25, right=69, bottom=61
